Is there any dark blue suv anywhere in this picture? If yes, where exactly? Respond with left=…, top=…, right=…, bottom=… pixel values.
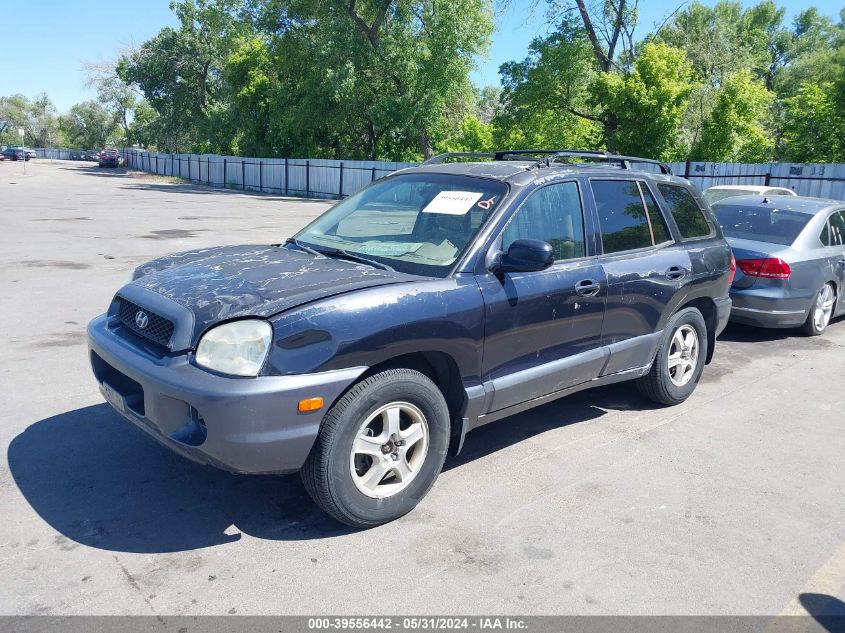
left=87, top=150, right=733, bottom=527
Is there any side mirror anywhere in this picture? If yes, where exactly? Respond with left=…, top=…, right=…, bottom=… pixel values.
left=492, top=239, right=555, bottom=273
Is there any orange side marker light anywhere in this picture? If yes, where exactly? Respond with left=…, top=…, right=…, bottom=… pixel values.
left=298, top=397, right=324, bottom=412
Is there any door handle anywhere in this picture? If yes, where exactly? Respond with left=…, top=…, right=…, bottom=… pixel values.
left=665, top=265, right=687, bottom=280
left=575, top=279, right=601, bottom=297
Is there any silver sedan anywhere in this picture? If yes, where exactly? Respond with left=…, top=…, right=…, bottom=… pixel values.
left=711, top=194, right=845, bottom=335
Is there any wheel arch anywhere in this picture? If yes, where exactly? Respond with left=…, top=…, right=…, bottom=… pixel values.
left=328, top=351, right=467, bottom=452
left=674, top=296, right=718, bottom=364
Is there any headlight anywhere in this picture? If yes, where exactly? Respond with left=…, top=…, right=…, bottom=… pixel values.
left=195, top=320, right=273, bottom=377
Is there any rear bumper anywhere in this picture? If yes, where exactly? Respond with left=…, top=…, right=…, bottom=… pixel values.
left=87, top=314, right=366, bottom=474
left=728, top=286, right=810, bottom=328
left=714, top=296, right=732, bottom=336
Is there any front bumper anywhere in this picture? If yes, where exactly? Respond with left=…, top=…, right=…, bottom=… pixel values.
left=87, top=314, right=366, bottom=474
left=728, top=286, right=810, bottom=328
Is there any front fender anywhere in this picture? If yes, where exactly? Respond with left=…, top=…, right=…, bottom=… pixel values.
left=266, top=277, right=485, bottom=383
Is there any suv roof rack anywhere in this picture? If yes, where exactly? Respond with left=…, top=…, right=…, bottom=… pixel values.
left=424, top=149, right=672, bottom=175
left=495, top=149, right=673, bottom=175
left=422, top=152, right=495, bottom=164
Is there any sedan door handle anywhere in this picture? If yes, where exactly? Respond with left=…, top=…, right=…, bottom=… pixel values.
left=665, top=265, right=687, bottom=280
left=575, top=279, right=601, bottom=297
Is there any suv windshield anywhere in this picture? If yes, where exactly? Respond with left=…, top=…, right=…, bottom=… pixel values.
left=713, top=204, right=811, bottom=245
left=292, top=173, right=508, bottom=277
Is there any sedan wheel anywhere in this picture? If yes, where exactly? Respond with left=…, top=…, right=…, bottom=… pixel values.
left=803, top=283, right=835, bottom=336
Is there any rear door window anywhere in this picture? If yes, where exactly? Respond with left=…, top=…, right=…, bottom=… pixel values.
left=502, top=181, right=586, bottom=261
left=592, top=180, right=660, bottom=254
left=657, top=184, right=713, bottom=239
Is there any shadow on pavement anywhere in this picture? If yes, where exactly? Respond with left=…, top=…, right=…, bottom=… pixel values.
left=9, top=382, right=648, bottom=553
left=718, top=317, right=844, bottom=344
left=717, top=321, right=802, bottom=343
left=798, top=593, right=845, bottom=632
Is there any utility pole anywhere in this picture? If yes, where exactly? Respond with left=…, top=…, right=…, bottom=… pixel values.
left=18, top=128, right=25, bottom=175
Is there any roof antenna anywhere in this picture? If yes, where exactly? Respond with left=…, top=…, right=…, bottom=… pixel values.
left=762, top=197, right=770, bottom=204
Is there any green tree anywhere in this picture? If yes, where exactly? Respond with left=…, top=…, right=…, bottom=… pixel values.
left=692, top=70, right=774, bottom=162
left=590, top=42, right=695, bottom=160
left=476, top=86, right=502, bottom=124
left=492, top=18, right=602, bottom=151
left=781, top=82, right=845, bottom=162
left=775, top=8, right=845, bottom=98
left=653, top=1, right=788, bottom=88
left=117, top=0, right=245, bottom=152
left=436, top=116, right=493, bottom=153
left=59, top=101, right=121, bottom=149
left=0, top=93, right=62, bottom=147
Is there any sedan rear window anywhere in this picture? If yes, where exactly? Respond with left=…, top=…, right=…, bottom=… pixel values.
left=713, top=205, right=811, bottom=245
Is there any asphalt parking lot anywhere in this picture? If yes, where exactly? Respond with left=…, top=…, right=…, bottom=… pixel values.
left=1, top=160, right=843, bottom=617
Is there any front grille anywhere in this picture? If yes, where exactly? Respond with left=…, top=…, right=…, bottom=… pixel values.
left=117, top=297, right=175, bottom=348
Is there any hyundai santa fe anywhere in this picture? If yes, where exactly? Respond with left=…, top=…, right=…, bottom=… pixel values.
left=87, top=149, right=734, bottom=527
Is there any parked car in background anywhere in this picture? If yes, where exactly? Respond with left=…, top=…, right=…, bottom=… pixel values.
left=703, top=185, right=796, bottom=205
left=1, top=147, right=27, bottom=161
left=87, top=149, right=733, bottom=527
left=98, top=149, right=120, bottom=168
left=85, top=149, right=101, bottom=161
left=712, top=195, right=845, bottom=335
left=23, top=148, right=35, bottom=160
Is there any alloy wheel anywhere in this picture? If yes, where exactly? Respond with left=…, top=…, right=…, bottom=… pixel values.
left=667, top=324, right=699, bottom=387
left=349, top=402, right=429, bottom=499
left=813, top=284, right=835, bottom=332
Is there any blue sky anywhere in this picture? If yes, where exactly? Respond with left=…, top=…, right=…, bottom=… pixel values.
left=1, top=0, right=842, bottom=113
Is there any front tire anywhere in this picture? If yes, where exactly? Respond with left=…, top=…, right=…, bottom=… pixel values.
left=801, top=283, right=835, bottom=336
left=301, top=368, right=450, bottom=528
left=636, top=308, right=708, bottom=406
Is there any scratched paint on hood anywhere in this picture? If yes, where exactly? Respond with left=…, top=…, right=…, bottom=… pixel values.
left=131, top=244, right=417, bottom=334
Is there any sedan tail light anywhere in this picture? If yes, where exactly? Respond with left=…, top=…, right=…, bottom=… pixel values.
left=728, top=253, right=737, bottom=284
left=736, top=257, right=791, bottom=279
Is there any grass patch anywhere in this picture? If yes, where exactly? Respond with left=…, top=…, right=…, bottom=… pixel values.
left=126, top=169, right=188, bottom=185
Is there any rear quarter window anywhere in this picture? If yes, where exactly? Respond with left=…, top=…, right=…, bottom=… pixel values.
left=658, top=184, right=713, bottom=239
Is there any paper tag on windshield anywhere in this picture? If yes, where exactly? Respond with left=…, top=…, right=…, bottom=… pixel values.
left=422, top=191, right=483, bottom=215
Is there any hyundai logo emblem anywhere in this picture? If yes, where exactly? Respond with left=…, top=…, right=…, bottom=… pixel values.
left=135, top=310, right=150, bottom=330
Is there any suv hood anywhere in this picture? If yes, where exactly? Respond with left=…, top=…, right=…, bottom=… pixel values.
left=130, top=244, right=417, bottom=339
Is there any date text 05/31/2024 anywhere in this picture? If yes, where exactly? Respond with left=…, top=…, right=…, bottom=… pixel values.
left=307, top=617, right=528, bottom=630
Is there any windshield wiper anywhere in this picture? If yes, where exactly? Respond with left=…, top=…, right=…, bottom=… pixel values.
left=284, top=237, right=322, bottom=256
left=319, top=247, right=395, bottom=271
left=284, top=238, right=394, bottom=271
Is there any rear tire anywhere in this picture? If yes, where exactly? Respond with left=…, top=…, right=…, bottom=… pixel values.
left=636, top=308, right=708, bottom=406
left=301, top=368, right=450, bottom=528
left=801, top=283, right=835, bottom=336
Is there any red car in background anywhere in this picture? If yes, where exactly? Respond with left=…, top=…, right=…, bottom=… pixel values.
left=98, top=149, right=121, bottom=168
